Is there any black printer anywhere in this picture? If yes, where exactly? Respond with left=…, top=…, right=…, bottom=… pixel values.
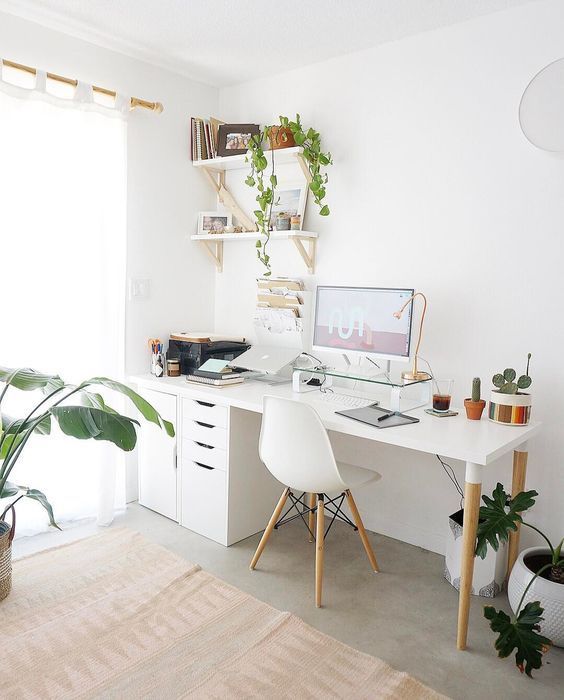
left=168, top=333, right=250, bottom=375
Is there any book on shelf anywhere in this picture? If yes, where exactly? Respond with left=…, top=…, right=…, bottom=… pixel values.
left=190, top=115, right=225, bottom=161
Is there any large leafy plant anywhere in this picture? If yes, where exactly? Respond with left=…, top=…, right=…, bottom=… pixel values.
left=0, top=367, right=174, bottom=528
left=476, top=483, right=563, bottom=676
left=245, top=114, right=332, bottom=274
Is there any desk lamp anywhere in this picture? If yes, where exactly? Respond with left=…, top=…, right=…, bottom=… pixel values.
left=393, top=292, right=431, bottom=382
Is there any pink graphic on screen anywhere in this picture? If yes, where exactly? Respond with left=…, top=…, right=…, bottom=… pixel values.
left=313, top=287, right=412, bottom=356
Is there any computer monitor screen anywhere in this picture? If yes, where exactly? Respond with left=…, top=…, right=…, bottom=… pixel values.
left=313, top=286, right=414, bottom=359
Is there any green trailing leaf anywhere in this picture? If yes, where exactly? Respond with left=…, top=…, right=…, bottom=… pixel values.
left=24, top=488, right=60, bottom=529
left=50, top=406, right=140, bottom=451
left=475, top=483, right=537, bottom=559
left=79, top=378, right=174, bottom=437
left=504, top=368, right=516, bottom=382
left=319, top=205, right=330, bottom=216
left=484, top=602, right=551, bottom=676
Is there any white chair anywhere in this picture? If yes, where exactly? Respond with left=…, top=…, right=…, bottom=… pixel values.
left=250, top=395, right=381, bottom=607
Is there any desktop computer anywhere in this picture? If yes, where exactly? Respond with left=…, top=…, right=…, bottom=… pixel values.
left=312, top=285, right=414, bottom=363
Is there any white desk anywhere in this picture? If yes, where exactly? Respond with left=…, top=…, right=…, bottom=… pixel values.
left=132, top=373, right=541, bottom=651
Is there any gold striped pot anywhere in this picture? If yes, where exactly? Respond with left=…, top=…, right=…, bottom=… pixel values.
left=488, top=390, right=532, bottom=425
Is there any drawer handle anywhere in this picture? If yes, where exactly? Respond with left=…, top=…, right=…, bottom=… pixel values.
left=195, top=441, right=214, bottom=450
left=194, top=420, right=214, bottom=429
left=195, top=461, right=214, bottom=470
left=195, top=400, right=215, bottom=408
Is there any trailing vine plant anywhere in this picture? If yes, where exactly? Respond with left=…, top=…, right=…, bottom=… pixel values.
left=245, top=114, right=332, bottom=275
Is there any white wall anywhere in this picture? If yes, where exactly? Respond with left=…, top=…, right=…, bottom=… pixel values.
left=0, top=12, right=219, bottom=499
left=0, top=11, right=218, bottom=377
left=218, top=0, right=564, bottom=553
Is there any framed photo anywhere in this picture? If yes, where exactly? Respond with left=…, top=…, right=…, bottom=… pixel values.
left=198, top=211, right=232, bottom=235
left=268, top=181, right=308, bottom=230
left=217, top=123, right=260, bottom=156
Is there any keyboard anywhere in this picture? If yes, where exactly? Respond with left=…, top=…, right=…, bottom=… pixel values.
left=314, top=392, right=379, bottom=409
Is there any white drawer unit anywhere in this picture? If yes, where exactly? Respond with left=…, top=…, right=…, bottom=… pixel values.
left=182, top=419, right=228, bottom=449
left=182, top=398, right=228, bottom=428
left=182, top=438, right=227, bottom=472
left=181, top=459, right=227, bottom=545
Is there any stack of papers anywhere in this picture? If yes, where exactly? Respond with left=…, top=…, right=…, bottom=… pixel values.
left=254, top=277, right=304, bottom=334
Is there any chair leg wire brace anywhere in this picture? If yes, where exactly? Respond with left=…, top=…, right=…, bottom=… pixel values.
left=250, top=488, right=379, bottom=607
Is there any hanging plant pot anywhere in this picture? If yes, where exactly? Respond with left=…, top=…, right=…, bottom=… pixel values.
left=268, top=126, right=296, bottom=150
left=488, top=390, right=532, bottom=425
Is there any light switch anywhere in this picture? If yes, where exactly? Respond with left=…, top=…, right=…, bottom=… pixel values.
left=129, top=278, right=151, bottom=300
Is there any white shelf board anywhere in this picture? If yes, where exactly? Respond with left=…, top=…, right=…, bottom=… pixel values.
left=190, top=230, right=318, bottom=242
left=192, top=146, right=302, bottom=172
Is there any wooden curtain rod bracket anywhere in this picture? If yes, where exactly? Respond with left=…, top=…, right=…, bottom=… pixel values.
left=1, top=59, right=163, bottom=113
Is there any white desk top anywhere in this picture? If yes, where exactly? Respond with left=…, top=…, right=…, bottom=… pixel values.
left=131, top=374, right=540, bottom=466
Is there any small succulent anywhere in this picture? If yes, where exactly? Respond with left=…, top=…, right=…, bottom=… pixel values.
left=493, top=354, right=532, bottom=394
left=471, top=377, right=481, bottom=402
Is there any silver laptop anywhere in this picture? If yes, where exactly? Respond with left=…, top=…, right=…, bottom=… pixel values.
left=231, top=345, right=301, bottom=375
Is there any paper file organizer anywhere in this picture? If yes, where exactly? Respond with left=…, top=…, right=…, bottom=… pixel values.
left=253, top=277, right=312, bottom=351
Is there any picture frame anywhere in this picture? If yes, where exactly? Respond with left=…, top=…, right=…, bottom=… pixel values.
left=217, top=123, right=260, bottom=157
left=268, top=181, right=308, bottom=230
left=197, top=211, right=233, bottom=235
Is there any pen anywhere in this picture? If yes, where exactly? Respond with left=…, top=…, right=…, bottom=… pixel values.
left=377, top=411, right=395, bottom=422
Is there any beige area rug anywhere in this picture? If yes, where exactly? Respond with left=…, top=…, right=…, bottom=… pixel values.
left=1, top=528, right=446, bottom=699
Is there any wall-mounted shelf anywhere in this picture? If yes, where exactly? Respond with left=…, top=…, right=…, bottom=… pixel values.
left=191, top=231, right=317, bottom=274
left=193, top=146, right=310, bottom=179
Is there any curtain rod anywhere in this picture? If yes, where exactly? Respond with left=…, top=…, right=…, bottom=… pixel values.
left=1, top=59, right=164, bottom=113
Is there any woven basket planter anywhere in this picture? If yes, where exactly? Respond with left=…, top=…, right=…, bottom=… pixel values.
left=0, top=506, right=15, bottom=602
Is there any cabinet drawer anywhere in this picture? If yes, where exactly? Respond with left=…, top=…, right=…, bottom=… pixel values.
left=182, top=398, right=228, bottom=428
left=181, top=460, right=227, bottom=544
left=183, top=419, right=228, bottom=449
left=182, top=438, right=227, bottom=472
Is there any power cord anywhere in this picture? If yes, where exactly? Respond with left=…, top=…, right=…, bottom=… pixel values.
left=436, top=454, right=464, bottom=511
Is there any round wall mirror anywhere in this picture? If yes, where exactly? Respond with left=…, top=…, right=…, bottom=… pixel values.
left=519, top=57, right=564, bottom=152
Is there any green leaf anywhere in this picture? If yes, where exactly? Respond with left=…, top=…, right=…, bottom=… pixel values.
left=504, top=368, right=516, bottom=382
left=245, top=175, right=255, bottom=187
left=0, top=481, right=19, bottom=498
left=50, top=406, right=140, bottom=451
left=0, top=367, right=63, bottom=393
left=484, top=602, right=551, bottom=676
left=319, top=205, right=330, bottom=216
left=492, top=373, right=505, bottom=388
left=518, top=375, right=532, bottom=390
left=270, top=174, right=277, bottom=187
left=80, top=391, right=118, bottom=414
left=476, top=483, right=537, bottom=559
left=24, top=488, right=60, bottom=530
left=499, top=382, right=518, bottom=394
left=294, top=132, right=306, bottom=146
left=79, top=378, right=174, bottom=437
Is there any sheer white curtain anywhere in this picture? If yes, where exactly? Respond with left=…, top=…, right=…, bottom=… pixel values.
left=0, top=64, right=128, bottom=535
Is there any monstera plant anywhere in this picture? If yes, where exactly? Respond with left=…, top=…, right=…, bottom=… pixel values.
left=0, top=367, right=174, bottom=528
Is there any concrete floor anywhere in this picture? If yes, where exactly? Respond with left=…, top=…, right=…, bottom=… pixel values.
left=14, top=503, right=563, bottom=700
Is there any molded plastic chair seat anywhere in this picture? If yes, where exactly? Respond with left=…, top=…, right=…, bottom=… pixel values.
left=250, top=395, right=382, bottom=608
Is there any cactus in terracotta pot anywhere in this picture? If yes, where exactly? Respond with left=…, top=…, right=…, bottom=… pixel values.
left=464, top=376, right=486, bottom=420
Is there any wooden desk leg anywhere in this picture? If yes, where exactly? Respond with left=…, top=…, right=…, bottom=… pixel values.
left=507, top=446, right=528, bottom=578
left=457, top=461, right=483, bottom=651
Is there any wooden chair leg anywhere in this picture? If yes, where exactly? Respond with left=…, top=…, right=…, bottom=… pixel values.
left=315, top=494, right=325, bottom=607
left=308, top=492, right=316, bottom=542
left=345, top=490, right=379, bottom=572
left=250, top=488, right=290, bottom=570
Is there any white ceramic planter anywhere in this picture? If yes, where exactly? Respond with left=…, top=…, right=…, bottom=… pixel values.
left=488, top=389, right=532, bottom=425
left=444, top=509, right=506, bottom=597
left=508, top=547, right=564, bottom=647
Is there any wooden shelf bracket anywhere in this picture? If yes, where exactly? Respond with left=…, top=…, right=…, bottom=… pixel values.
left=201, top=166, right=256, bottom=232
left=200, top=239, right=224, bottom=272
left=291, top=236, right=316, bottom=274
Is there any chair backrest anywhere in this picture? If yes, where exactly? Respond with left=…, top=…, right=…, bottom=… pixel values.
left=259, top=395, right=347, bottom=494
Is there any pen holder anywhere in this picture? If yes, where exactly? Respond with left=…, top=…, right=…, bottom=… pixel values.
left=151, top=352, right=165, bottom=377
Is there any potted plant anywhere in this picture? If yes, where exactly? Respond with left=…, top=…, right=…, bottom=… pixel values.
left=476, top=482, right=564, bottom=675
left=245, top=114, right=332, bottom=274
left=464, top=377, right=486, bottom=420
left=489, top=353, right=532, bottom=425
left=0, top=366, right=174, bottom=602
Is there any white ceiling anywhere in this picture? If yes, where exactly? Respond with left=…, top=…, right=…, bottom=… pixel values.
left=0, top=0, right=537, bottom=86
